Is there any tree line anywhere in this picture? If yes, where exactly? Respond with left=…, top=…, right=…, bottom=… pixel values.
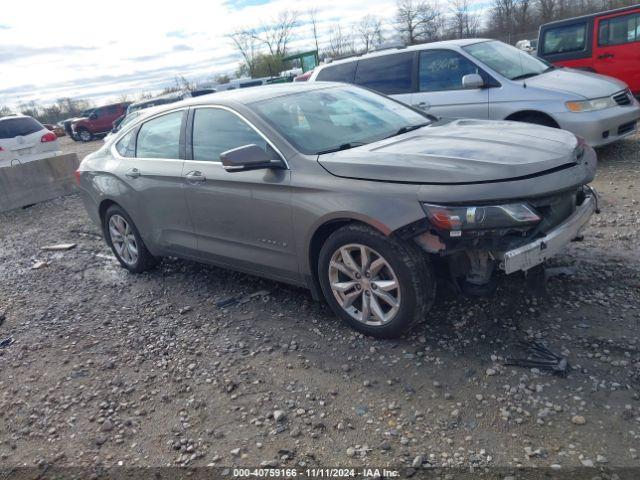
left=2, top=0, right=636, bottom=121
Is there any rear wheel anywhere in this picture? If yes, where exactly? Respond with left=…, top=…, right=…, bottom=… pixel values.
left=103, top=205, right=158, bottom=273
left=318, top=224, right=435, bottom=338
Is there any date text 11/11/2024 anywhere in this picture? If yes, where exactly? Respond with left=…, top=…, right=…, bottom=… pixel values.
left=232, top=468, right=401, bottom=477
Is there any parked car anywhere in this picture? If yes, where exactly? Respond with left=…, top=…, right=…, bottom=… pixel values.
left=63, top=109, right=94, bottom=139
left=309, top=38, right=640, bottom=147
left=515, top=38, right=538, bottom=54
left=77, top=83, right=597, bottom=338
left=71, top=102, right=130, bottom=142
left=538, top=4, right=640, bottom=96
left=43, top=123, right=66, bottom=137
left=0, top=115, right=61, bottom=168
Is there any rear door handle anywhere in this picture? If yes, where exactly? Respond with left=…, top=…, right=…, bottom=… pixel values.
left=598, top=53, right=614, bottom=59
left=125, top=168, right=140, bottom=179
left=185, top=170, right=206, bottom=184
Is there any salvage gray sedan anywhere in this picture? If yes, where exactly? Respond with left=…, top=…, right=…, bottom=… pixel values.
left=77, top=83, right=597, bottom=338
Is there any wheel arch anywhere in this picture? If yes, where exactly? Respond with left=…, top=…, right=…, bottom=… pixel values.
left=504, top=110, right=560, bottom=128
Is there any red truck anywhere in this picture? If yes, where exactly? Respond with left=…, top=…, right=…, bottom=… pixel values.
left=71, top=102, right=130, bottom=142
left=538, top=4, right=640, bottom=97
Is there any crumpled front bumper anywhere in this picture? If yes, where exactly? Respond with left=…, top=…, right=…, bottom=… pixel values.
left=496, top=191, right=596, bottom=274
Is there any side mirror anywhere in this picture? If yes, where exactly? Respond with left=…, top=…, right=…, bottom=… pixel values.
left=462, top=74, right=484, bottom=89
left=220, top=144, right=284, bottom=172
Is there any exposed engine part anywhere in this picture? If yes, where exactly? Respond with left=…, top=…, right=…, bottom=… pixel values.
left=414, top=231, right=446, bottom=253
left=464, top=249, right=494, bottom=286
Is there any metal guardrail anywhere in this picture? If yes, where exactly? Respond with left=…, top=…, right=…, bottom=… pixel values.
left=0, top=153, right=80, bottom=213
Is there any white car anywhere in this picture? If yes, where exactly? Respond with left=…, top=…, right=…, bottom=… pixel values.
left=0, top=115, right=61, bottom=168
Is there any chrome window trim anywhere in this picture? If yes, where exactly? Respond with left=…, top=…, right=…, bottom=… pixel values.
left=110, top=107, right=187, bottom=162
left=189, top=104, right=290, bottom=170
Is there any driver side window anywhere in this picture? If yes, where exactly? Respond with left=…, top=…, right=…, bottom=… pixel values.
left=191, top=108, right=271, bottom=162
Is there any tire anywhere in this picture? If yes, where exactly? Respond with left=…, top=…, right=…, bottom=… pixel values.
left=318, top=223, right=435, bottom=339
left=78, top=128, right=93, bottom=142
left=103, top=205, right=158, bottom=273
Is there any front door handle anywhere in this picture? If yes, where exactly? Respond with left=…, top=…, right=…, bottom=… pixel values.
left=598, top=53, right=614, bottom=59
left=185, top=170, right=206, bottom=184
left=413, top=101, right=430, bottom=110
left=125, top=168, right=140, bottom=179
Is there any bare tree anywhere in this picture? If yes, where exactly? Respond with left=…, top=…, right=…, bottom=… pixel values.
left=395, top=0, right=443, bottom=45
left=357, top=15, right=384, bottom=52
left=0, top=105, right=13, bottom=118
left=538, top=0, right=557, bottom=23
left=326, top=23, right=357, bottom=59
left=308, top=8, right=321, bottom=53
left=448, top=0, right=480, bottom=38
left=251, top=10, right=299, bottom=57
left=228, top=29, right=259, bottom=77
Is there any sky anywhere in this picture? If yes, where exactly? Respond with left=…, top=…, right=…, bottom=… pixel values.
left=0, top=0, right=488, bottom=109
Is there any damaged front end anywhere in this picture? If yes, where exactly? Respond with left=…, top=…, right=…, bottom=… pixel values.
left=401, top=185, right=597, bottom=293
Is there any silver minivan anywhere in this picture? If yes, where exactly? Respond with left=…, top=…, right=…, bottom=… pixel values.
left=309, top=39, right=640, bottom=147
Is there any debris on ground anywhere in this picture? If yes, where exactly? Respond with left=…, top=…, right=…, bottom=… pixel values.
left=505, top=340, right=570, bottom=377
left=0, top=336, right=14, bottom=348
left=30, top=260, right=49, bottom=270
left=41, top=243, right=77, bottom=251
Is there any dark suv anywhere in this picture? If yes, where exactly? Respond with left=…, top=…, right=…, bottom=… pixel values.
left=72, top=102, right=130, bottom=142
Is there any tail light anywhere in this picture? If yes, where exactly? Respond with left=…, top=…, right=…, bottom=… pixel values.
left=74, top=170, right=81, bottom=185
left=0, top=146, right=4, bottom=151
left=41, top=132, right=57, bottom=143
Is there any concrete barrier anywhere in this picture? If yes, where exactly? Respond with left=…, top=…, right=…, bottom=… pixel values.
left=0, top=153, right=80, bottom=213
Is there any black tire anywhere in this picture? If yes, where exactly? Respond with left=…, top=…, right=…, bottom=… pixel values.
left=77, top=128, right=93, bottom=142
left=103, top=204, right=158, bottom=273
left=318, top=223, right=435, bottom=339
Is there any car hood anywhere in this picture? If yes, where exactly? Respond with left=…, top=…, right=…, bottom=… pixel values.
left=524, top=68, right=627, bottom=98
left=317, top=119, right=580, bottom=185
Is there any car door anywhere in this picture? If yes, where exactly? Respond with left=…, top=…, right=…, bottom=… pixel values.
left=594, top=9, right=640, bottom=94
left=353, top=52, right=416, bottom=106
left=412, top=49, right=489, bottom=119
left=114, top=109, right=196, bottom=254
left=182, top=106, right=297, bottom=282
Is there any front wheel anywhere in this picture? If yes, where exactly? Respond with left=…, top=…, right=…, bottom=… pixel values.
left=78, top=128, right=93, bottom=142
left=103, top=205, right=158, bottom=273
left=318, top=224, right=435, bottom=338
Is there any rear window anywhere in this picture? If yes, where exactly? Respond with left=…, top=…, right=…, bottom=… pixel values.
left=316, top=62, right=357, bottom=83
left=354, top=52, right=414, bottom=95
left=0, top=117, right=43, bottom=139
left=599, top=12, right=640, bottom=46
left=542, top=23, right=587, bottom=55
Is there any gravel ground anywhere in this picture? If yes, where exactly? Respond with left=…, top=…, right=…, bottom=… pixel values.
left=1, top=134, right=639, bottom=473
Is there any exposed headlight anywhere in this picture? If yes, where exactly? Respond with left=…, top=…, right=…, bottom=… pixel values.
left=422, top=203, right=541, bottom=237
left=565, top=96, right=616, bottom=112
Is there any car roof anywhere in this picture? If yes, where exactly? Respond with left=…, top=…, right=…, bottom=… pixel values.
left=0, top=114, right=34, bottom=122
left=540, top=4, right=639, bottom=27
left=318, top=38, right=493, bottom=68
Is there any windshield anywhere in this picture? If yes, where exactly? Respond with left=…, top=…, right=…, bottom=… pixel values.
left=463, top=40, right=552, bottom=81
left=0, top=117, right=43, bottom=139
left=251, top=86, right=431, bottom=155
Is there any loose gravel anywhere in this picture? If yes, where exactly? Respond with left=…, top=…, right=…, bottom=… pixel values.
left=0, top=134, right=639, bottom=470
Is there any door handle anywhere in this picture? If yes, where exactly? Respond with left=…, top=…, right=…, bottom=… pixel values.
left=598, top=53, right=614, bottom=59
left=185, top=170, right=206, bottom=184
left=413, top=102, right=430, bottom=110
left=125, top=168, right=140, bottom=179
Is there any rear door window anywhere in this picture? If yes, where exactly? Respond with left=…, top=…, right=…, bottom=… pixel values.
left=0, top=117, right=43, bottom=139
left=599, top=12, right=640, bottom=45
left=191, top=108, right=270, bottom=162
left=316, top=62, right=357, bottom=83
left=542, top=23, right=587, bottom=54
left=419, top=50, right=481, bottom=92
left=354, top=52, right=415, bottom=94
left=136, top=111, right=183, bottom=159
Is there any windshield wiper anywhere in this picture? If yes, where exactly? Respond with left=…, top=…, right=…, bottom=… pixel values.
left=316, top=142, right=367, bottom=155
left=511, top=72, right=541, bottom=81
left=385, top=122, right=431, bottom=139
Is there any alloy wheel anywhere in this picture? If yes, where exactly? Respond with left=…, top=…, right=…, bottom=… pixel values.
left=108, top=214, right=138, bottom=266
left=79, top=130, right=91, bottom=141
left=328, top=244, right=401, bottom=326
